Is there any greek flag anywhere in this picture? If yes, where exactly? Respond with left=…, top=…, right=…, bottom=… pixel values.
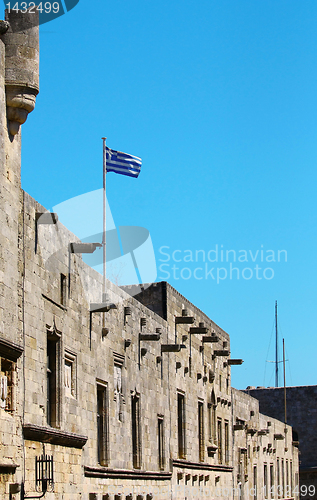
left=106, top=147, right=142, bottom=178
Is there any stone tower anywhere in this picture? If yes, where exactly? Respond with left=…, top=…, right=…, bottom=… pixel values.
left=0, top=10, right=39, bottom=496
left=0, top=8, right=39, bottom=347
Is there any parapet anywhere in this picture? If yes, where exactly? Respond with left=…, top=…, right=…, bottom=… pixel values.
left=2, top=9, right=39, bottom=136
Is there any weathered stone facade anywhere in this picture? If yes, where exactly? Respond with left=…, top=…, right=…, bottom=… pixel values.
left=0, top=9, right=299, bottom=500
left=245, top=386, right=317, bottom=500
left=232, top=389, right=299, bottom=500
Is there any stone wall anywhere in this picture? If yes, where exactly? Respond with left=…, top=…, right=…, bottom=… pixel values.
left=245, top=386, right=317, bottom=500
left=0, top=10, right=35, bottom=499
left=232, top=388, right=299, bottom=500
left=0, top=9, right=300, bottom=500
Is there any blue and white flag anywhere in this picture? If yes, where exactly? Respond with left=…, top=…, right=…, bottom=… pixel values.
left=106, top=147, right=142, bottom=178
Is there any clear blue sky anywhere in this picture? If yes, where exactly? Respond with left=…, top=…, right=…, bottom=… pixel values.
left=3, top=0, right=317, bottom=390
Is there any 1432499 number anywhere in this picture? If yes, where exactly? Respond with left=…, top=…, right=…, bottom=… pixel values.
left=5, top=2, right=60, bottom=14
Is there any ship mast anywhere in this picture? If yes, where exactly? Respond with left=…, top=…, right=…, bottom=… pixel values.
left=275, top=300, right=278, bottom=387
left=283, top=338, right=287, bottom=424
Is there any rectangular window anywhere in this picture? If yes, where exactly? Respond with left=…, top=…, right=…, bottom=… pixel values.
left=286, top=460, right=289, bottom=497
left=253, top=466, right=257, bottom=500
left=47, top=339, right=59, bottom=426
left=177, top=392, right=186, bottom=459
left=0, top=357, right=15, bottom=412
left=64, top=351, right=76, bottom=398
left=270, top=464, right=274, bottom=499
left=114, top=363, right=124, bottom=422
left=264, top=464, right=268, bottom=499
left=281, top=459, right=285, bottom=498
left=158, top=416, right=165, bottom=470
left=244, top=452, right=248, bottom=480
left=208, top=403, right=212, bottom=442
left=97, top=383, right=109, bottom=466
left=132, top=393, right=141, bottom=469
left=217, top=418, right=222, bottom=464
left=238, top=450, right=242, bottom=479
left=225, top=421, right=229, bottom=464
left=208, top=393, right=216, bottom=443
left=60, top=273, right=67, bottom=306
left=290, top=461, right=293, bottom=494
left=277, top=459, right=280, bottom=499
left=198, top=401, right=204, bottom=462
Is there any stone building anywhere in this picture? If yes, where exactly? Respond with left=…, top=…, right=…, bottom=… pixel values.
left=232, top=389, right=299, bottom=500
left=0, top=9, right=299, bottom=500
left=245, top=386, right=317, bottom=500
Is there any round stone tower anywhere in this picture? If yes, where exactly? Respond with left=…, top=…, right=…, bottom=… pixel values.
left=2, top=9, right=39, bottom=136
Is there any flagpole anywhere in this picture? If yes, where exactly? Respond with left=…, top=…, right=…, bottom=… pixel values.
left=102, top=137, right=107, bottom=302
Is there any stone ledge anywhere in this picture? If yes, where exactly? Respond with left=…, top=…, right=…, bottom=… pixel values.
left=84, top=466, right=172, bottom=480
left=0, top=462, right=19, bottom=472
left=172, top=459, right=233, bottom=472
left=0, top=336, right=23, bottom=361
left=233, top=424, right=244, bottom=431
left=23, top=423, right=87, bottom=448
left=42, top=293, right=67, bottom=311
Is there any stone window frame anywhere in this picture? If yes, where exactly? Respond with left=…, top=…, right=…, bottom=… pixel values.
left=264, top=462, right=268, bottom=499
left=270, top=463, right=274, bottom=499
left=0, top=337, right=23, bottom=414
left=0, top=356, right=16, bottom=412
left=198, top=399, right=204, bottom=462
left=253, top=465, right=257, bottom=500
left=238, top=449, right=242, bottom=480
left=47, top=323, right=62, bottom=428
left=224, top=420, right=229, bottom=465
left=208, top=390, right=217, bottom=444
left=60, top=273, right=67, bottom=306
left=286, top=459, right=289, bottom=497
left=131, top=391, right=142, bottom=469
left=97, top=380, right=109, bottom=467
left=217, top=418, right=222, bottom=464
left=226, top=375, right=230, bottom=394
left=157, top=414, right=165, bottom=470
left=243, top=449, right=248, bottom=480
left=113, top=352, right=125, bottom=423
left=64, top=349, right=77, bottom=399
left=281, top=458, right=285, bottom=498
left=277, top=458, right=281, bottom=498
left=177, top=390, right=186, bottom=459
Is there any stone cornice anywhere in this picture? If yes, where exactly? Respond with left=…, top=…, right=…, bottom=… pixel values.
left=84, top=466, right=172, bottom=480
left=0, top=336, right=23, bottom=361
left=0, top=462, right=19, bottom=471
left=23, top=423, right=87, bottom=449
left=172, top=459, right=233, bottom=472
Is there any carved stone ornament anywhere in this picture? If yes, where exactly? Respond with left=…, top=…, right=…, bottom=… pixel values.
left=46, top=318, right=62, bottom=341
left=0, top=20, right=9, bottom=34
left=6, top=85, right=38, bottom=136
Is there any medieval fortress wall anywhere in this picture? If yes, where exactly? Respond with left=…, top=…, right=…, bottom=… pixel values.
left=0, top=9, right=299, bottom=500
